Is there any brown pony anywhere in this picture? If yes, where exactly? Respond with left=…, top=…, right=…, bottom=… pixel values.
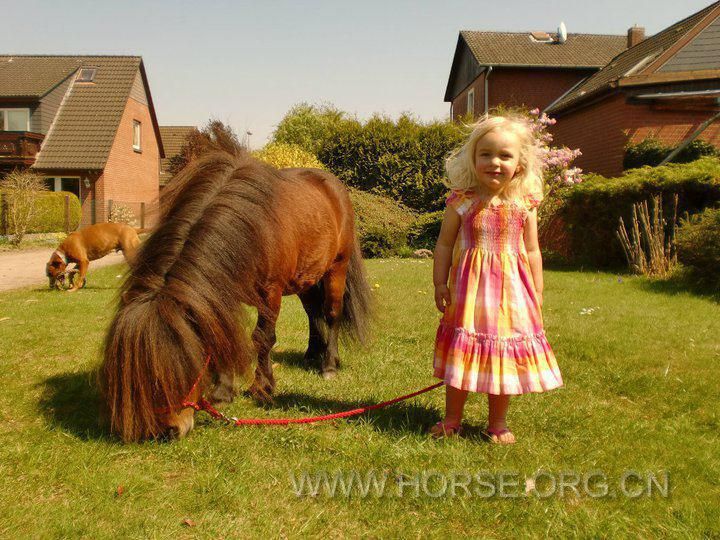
left=100, top=145, right=373, bottom=442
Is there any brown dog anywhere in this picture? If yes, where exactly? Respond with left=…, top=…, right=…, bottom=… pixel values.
left=46, top=223, right=144, bottom=291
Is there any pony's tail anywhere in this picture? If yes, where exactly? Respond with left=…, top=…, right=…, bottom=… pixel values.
left=340, top=237, right=374, bottom=345
left=101, top=280, right=250, bottom=442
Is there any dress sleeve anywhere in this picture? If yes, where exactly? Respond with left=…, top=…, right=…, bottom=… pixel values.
left=445, top=190, right=474, bottom=217
left=524, top=192, right=542, bottom=211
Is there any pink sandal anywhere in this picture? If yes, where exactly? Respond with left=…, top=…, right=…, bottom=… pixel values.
left=430, top=421, right=463, bottom=439
left=485, top=426, right=515, bottom=444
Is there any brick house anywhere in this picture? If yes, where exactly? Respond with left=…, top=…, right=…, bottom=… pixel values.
left=444, top=29, right=627, bottom=119
left=0, top=55, right=164, bottom=226
left=158, top=125, right=196, bottom=188
left=546, top=1, right=720, bottom=177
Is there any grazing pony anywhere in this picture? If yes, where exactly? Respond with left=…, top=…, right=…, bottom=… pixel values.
left=100, top=146, right=373, bottom=442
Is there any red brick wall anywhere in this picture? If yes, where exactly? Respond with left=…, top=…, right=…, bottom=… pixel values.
left=489, top=68, right=592, bottom=111
left=550, top=93, right=720, bottom=177
left=97, top=96, right=160, bottom=226
left=451, top=68, right=592, bottom=121
left=452, top=72, right=485, bottom=119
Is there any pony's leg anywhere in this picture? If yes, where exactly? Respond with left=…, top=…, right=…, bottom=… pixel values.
left=299, top=285, right=327, bottom=369
left=249, top=288, right=282, bottom=400
left=321, top=263, right=348, bottom=379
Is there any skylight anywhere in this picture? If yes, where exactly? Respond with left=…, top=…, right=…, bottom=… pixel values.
left=530, top=32, right=553, bottom=43
left=76, top=68, right=97, bottom=83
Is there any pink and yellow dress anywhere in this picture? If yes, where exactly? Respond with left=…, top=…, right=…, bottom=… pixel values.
left=433, top=189, right=563, bottom=395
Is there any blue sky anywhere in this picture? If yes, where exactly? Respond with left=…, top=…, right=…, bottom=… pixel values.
left=3, top=0, right=715, bottom=147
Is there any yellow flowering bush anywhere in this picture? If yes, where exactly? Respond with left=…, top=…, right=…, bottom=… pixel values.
left=253, top=143, right=325, bottom=170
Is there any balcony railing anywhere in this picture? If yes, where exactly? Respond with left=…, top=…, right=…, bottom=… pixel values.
left=0, top=131, right=44, bottom=166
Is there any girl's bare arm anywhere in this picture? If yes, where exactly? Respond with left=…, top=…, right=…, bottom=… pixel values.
left=523, top=207, right=544, bottom=306
left=433, top=208, right=461, bottom=312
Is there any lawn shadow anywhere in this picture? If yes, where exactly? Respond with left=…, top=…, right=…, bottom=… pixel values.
left=272, top=350, right=317, bottom=373
left=633, top=269, right=719, bottom=303
left=255, top=389, right=445, bottom=436
left=38, top=370, right=109, bottom=441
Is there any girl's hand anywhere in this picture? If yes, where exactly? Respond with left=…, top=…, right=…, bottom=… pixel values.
left=435, top=284, right=451, bottom=313
left=536, top=290, right=544, bottom=308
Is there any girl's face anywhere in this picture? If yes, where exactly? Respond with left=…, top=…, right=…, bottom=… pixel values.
left=473, top=129, right=522, bottom=194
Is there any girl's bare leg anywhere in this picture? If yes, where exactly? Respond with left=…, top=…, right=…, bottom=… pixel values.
left=430, top=385, right=469, bottom=437
left=488, top=394, right=516, bottom=444
left=444, top=384, right=469, bottom=426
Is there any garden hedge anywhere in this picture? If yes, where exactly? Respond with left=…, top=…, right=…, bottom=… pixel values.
left=553, top=157, right=720, bottom=267
left=0, top=190, right=81, bottom=234
left=676, top=207, right=720, bottom=291
left=348, top=188, right=417, bottom=258
left=273, top=105, right=466, bottom=213
left=624, top=137, right=719, bottom=170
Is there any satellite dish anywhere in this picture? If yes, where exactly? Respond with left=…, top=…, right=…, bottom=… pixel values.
left=558, top=21, right=567, bottom=43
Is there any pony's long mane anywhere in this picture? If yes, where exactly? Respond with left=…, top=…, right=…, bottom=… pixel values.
left=101, top=146, right=282, bottom=441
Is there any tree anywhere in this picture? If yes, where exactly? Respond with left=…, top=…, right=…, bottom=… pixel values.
left=0, top=169, right=48, bottom=245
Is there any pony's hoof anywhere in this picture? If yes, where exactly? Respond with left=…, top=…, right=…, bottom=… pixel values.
left=321, top=370, right=337, bottom=380
left=209, top=386, right=235, bottom=405
left=246, top=382, right=275, bottom=403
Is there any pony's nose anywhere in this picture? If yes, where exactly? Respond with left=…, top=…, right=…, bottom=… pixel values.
left=166, top=409, right=195, bottom=440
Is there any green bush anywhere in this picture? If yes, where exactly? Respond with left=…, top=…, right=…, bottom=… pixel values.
left=407, top=210, right=443, bottom=250
left=273, top=105, right=466, bottom=213
left=348, top=188, right=416, bottom=258
left=676, top=207, right=720, bottom=291
left=272, top=103, right=351, bottom=156
left=556, top=157, right=720, bottom=267
left=320, top=114, right=465, bottom=213
left=624, top=137, right=719, bottom=170
left=0, top=190, right=81, bottom=234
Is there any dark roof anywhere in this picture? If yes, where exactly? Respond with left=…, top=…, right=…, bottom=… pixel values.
left=0, top=56, right=81, bottom=98
left=546, top=2, right=720, bottom=114
left=159, top=125, right=196, bottom=186
left=459, top=31, right=627, bottom=68
left=0, top=55, right=163, bottom=170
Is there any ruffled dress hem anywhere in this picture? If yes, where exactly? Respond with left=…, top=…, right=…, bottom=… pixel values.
left=433, top=322, right=564, bottom=395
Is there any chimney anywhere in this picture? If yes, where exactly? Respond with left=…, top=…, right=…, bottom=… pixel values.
left=628, top=25, right=645, bottom=48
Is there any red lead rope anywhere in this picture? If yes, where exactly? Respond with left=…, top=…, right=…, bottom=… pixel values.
left=164, top=354, right=445, bottom=426
left=184, top=381, right=445, bottom=426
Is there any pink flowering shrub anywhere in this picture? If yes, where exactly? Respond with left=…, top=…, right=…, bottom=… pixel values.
left=527, top=108, right=584, bottom=195
left=525, top=108, right=584, bottom=260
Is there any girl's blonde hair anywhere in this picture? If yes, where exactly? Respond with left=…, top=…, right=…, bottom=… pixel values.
left=445, top=112, right=544, bottom=202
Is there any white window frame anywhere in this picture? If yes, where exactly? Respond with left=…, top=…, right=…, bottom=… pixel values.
left=132, top=120, right=142, bottom=152
left=0, top=108, right=30, bottom=131
left=467, top=89, right=475, bottom=116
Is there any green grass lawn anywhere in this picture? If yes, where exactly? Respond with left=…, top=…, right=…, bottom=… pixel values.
left=0, top=259, right=718, bottom=538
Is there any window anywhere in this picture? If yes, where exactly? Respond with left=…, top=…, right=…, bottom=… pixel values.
left=0, top=108, right=30, bottom=131
left=133, top=120, right=141, bottom=151
left=76, top=68, right=97, bottom=83
left=45, top=177, right=81, bottom=199
left=467, top=89, right=475, bottom=116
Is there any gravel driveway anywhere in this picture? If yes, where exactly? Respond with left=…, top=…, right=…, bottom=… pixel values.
left=0, top=248, right=126, bottom=292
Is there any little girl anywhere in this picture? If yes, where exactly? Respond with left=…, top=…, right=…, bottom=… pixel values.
left=431, top=113, right=563, bottom=444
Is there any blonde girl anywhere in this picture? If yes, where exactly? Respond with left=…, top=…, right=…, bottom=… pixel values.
left=431, top=112, right=563, bottom=444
